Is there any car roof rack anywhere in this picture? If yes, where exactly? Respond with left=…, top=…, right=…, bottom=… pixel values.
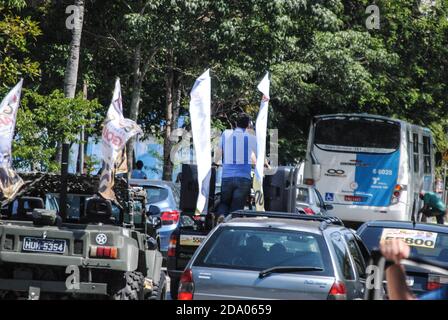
left=230, top=210, right=344, bottom=229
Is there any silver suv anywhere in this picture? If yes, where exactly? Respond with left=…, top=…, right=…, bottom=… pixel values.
left=177, top=211, right=370, bottom=300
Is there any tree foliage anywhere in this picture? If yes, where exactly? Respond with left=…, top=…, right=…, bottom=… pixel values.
left=2, top=0, right=448, bottom=174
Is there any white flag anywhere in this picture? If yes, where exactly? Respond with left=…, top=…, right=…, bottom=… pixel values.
left=0, top=79, right=24, bottom=201
left=99, top=78, right=142, bottom=200
left=253, top=72, right=270, bottom=211
left=0, top=79, right=23, bottom=167
left=189, top=69, right=211, bottom=214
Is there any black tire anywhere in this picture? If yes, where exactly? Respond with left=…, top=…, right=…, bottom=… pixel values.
left=111, top=271, right=144, bottom=300
left=149, top=271, right=166, bottom=300
left=170, top=277, right=179, bottom=300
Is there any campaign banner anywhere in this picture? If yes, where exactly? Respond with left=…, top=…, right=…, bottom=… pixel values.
left=0, top=80, right=24, bottom=200
left=253, top=72, right=270, bottom=211
left=189, top=69, right=211, bottom=214
left=99, top=79, right=142, bottom=200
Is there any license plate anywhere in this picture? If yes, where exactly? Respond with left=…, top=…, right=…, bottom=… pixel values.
left=180, top=234, right=207, bottom=246
left=344, top=195, right=365, bottom=202
left=22, top=237, right=66, bottom=254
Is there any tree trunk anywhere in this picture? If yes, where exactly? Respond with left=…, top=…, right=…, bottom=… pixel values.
left=162, top=53, right=182, bottom=181
left=126, top=43, right=143, bottom=176
left=58, top=0, right=84, bottom=166
left=64, top=0, right=84, bottom=99
left=162, top=65, right=174, bottom=181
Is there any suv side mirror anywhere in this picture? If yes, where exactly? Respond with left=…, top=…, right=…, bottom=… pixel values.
left=147, top=205, right=161, bottom=216
left=324, top=204, right=334, bottom=211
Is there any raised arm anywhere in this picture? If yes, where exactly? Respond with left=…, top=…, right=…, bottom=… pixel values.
left=380, top=239, right=415, bottom=300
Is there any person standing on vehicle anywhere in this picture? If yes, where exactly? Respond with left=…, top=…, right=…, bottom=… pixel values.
left=131, top=160, right=147, bottom=179
left=215, top=113, right=257, bottom=221
left=419, top=191, right=446, bottom=225
left=380, top=239, right=448, bottom=300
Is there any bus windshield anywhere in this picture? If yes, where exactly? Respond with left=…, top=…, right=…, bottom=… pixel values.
left=314, top=117, right=401, bottom=153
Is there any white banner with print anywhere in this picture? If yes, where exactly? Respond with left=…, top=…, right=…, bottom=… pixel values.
left=99, top=79, right=142, bottom=200
left=0, top=80, right=24, bottom=200
left=189, top=69, right=211, bottom=214
left=253, top=73, right=270, bottom=211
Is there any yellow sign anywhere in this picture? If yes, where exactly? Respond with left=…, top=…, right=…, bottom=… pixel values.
left=381, top=228, right=438, bottom=249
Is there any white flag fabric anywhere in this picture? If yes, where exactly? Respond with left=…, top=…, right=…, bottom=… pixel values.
left=253, top=72, right=270, bottom=211
left=0, top=79, right=23, bottom=167
left=99, top=79, right=142, bottom=200
left=0, top=79, right=24, bottom=200
left=189, top=69, right=211, bottom=214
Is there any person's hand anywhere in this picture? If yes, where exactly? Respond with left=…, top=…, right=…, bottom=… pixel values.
left=380, top=238, right=411, bottom=264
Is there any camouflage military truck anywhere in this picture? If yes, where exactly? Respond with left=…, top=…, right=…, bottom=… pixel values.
left=0, top=173, right=166, bottom=300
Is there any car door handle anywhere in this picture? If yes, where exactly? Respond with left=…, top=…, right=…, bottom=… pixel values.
left=198, top=272, right=212, bottom=280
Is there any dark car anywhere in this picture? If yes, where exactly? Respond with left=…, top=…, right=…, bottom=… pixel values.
left=357, top=220, right=448, bottom=295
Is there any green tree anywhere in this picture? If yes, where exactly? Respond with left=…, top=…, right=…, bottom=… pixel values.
left=14, top=90, right=102, bottom=171
left=0, top=0, right=41, bottom=87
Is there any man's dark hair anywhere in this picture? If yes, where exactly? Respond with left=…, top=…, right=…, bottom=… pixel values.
left=236, top=113, right=251, bottom=129
left=136, top=160, right=144, bottom=169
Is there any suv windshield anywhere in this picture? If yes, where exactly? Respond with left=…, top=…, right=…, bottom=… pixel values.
left=194, top=227, right=333, bottom=276
left=314, top=117, right=401, bottom=153
left=49, top=194, right=121, bottom=222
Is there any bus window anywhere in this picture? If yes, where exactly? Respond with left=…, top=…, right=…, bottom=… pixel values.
left=413, top=133, right=419, bottom=173
left=423, top=136, right=431, bottom=174
left=314, top=117, right=400, bottom=153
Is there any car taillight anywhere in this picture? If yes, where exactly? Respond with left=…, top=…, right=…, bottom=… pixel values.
left=304, top=178, right=315, bottom=186
left=303, top=207, right=315, bottom=215
left=391, top=184, right=404, bottom=205
left=90, top=246, right=118, bottom=259
left=161, top=210, right=180, bottom=225
left=167, top=234, right=177, bottom=257
left=178, top=269, right=194, bottom=300
left=328, top=281, right=347, bottom=300
left=427, top=274, right=448, bottom=291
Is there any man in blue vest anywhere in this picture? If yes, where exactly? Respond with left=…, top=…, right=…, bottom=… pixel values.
left=215, top=113, right=257, bottom=221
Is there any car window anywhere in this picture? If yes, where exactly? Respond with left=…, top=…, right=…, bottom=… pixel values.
left=193, top=227, right=334, bottom=276
left=49, top=193, right=121, bottom=222
left=296, top=187, right=310, bottom=203
left=344, top=233, right=366, bottom=278
left=330, top=232, right=355, bottom=280
left=145, top=186, right=169, bottom=204
left=358, top=226, right=448, bottom=263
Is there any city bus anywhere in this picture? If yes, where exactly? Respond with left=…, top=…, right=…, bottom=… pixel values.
left=303, top=114, right=435, bottom=225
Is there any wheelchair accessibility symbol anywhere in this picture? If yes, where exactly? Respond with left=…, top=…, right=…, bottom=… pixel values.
left=325, top=193, right=334, bottom=202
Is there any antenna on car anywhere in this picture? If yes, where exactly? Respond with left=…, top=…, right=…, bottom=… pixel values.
left=59, top=143, right=70, bottom=220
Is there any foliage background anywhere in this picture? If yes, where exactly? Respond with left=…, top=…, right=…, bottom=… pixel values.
left=1, top=0, right=447, bottom=176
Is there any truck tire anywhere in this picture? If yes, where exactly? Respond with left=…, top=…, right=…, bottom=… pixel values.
left=149, top=271, right=166, bottom=300
left=112, top=271, right=145, bottom=300
left=170, top=277, right=179, bottom=300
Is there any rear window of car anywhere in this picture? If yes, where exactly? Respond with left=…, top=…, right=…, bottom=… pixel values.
left=145, top=186, right=169, bottom=204
left=193, top=227, right=334, bottom=276
left=296, top=187, right=310, bottom=203
left=359, top=226, right=448, bottom=263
